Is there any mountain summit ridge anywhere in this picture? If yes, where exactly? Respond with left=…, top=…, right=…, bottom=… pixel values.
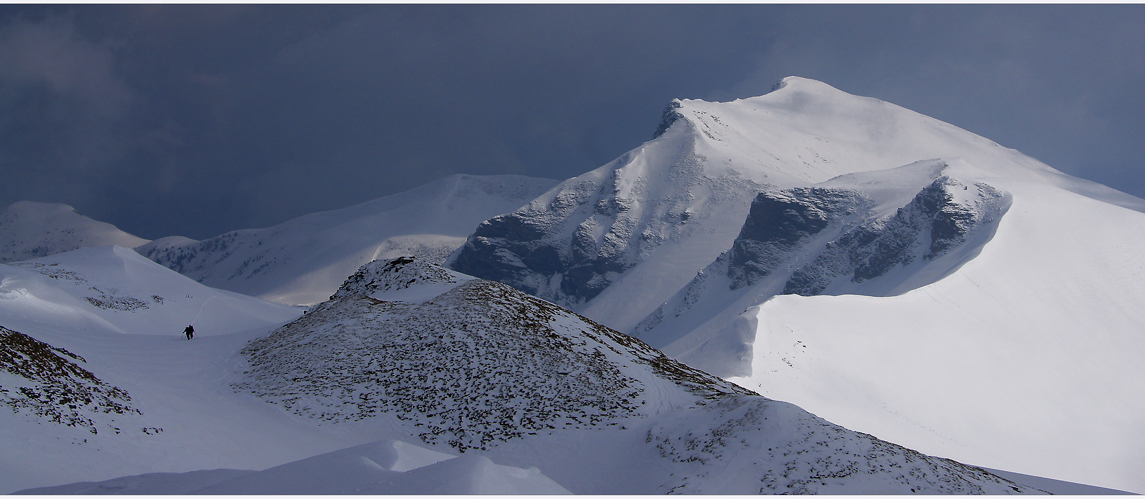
left=447, top=76, right=1145, bottom=492
left=449, top=76, right=1071, bottom=332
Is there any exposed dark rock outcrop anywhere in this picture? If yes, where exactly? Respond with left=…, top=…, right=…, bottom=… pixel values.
left=783, top=177, right=1007, bottom=296
left=728, top=188, right=870, bottom=290
left=0, top=325, right=142, bottom=434
left=237, top=258, right=750, bottom=452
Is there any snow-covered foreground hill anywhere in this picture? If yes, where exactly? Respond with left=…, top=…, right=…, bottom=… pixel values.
left=136, top=174, right=556, bottom=306
left=450, top=77, right=1145, bottom=493
left=18, top=440, right=572, bottom=494
left=0, top=246, right=320, bottom=493
left=2, top=254, right=1047, bottom=493
left=0, top=201, right=148, bottom=264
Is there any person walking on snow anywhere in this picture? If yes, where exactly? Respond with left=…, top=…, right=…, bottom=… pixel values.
left=184, top=324, right=194, bottom=340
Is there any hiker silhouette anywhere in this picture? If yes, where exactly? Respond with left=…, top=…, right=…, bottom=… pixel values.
left=184, top=325, right=194, bottom=340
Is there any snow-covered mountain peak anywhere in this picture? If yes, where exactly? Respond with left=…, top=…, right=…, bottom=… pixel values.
left=0, top=201, right=148, bottom=264
left=452, top=77, right=1054, bottom=332
left=330, top=256, right=476, bottom=303
left=766, top=75, right=853, bottom=97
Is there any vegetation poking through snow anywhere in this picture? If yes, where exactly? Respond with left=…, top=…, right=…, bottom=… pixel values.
left=0, top=325, right=142, bottom=434
left=238, top=276, right=650, bottom=452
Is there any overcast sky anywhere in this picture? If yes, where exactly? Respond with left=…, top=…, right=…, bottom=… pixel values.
left=3, top=4, right=1144, bottom=240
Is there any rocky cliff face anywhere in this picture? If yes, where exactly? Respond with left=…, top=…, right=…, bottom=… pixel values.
left=449, top=77, right=1043, bottom=334
left=448, top=108, right=772, bottom=323
left=727, top=188, right=871, bottom=290
left=782, top=176, right=1008, bottom=296
left=632, top=162, right=1012, bottom=378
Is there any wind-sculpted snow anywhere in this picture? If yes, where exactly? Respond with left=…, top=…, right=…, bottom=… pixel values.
left=634, top=162, right=1011, bottom=377
left=450, top=77, right=1066, bottom=333
left=450, top=126, right=771, bottom=322
left=0, top=325, right=147, bottom=435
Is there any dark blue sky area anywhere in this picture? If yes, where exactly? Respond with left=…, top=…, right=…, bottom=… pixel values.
left=3, top=5, right=1144, bottom=240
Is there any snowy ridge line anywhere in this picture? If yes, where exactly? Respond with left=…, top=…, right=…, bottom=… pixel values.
left=0, top=245, right=301, bottom=339
left=227, top=257, right=1044, bottom=493
left=448, top=77, right=1073, bottom=334
left=0, top=201, right=149, bottom=264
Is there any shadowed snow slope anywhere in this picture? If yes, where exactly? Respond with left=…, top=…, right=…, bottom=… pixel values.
left=633, top=159, right=1013, bottom=377
left=136, top=174, right=557, bottom=306
left=0, top=201, right=148, bottom=264
left=16, top=439, right=570, bottom=495
left=721, top=176, right=1145, bottom=493
left=0, top=246, right=312, bottom=493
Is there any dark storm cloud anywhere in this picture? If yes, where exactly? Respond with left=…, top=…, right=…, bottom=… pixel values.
left=2, top=5, right=1144, bottom=240
left=0, top=12, right=133, bottom=210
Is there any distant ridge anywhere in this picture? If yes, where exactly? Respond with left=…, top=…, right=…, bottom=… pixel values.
left=0, top=201, right=148, bottom=263
left=137, top=174, right=557, bottom=306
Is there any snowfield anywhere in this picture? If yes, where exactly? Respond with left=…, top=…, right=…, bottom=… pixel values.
left=725, top=175, right=1145, bottom=492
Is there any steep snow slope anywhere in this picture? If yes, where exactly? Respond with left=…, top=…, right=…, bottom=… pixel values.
left=720, top=172, right=1145, bottom=493
left=449, top=77, right=1135, bottom=333
left=634, top=159, right=1011, bottom=377
left=449, top=76, right=1145, bottom=493
left=0, top=201, right=148, bottom=264
left=137, top=174, right=556, bottom=306
left=230, top=257, right=1041, bottom=494
left=604, top=87, right=1145, bottom=493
